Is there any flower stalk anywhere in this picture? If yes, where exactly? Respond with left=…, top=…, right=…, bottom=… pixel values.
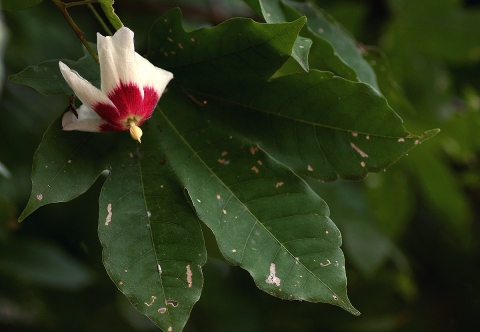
left=51, top=0, right=99, bottom=64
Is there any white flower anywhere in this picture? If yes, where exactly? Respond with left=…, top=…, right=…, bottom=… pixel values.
left=59, top=27, right=173, bottom=143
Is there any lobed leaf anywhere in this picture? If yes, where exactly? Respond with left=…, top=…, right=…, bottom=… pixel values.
left=19, top=116, right=206, bottom=332
left=9, top=46, right=100, bottom=95
left=155, top=88, right=359, bottom=315
left=148, top=9, right=438, bottom=181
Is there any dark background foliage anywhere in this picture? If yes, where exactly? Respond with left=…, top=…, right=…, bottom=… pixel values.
left=1, top=0, right=480, bottom=331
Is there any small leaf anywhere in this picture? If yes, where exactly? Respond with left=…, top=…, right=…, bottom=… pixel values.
left=0, top=0, right=43, bottom=12
left=98, top=0, right=124, bottom=30
left=9, top=46, right=99, bottom=95
left=243, top=0, right=310, bottom=71
left=283, top=0, right=379, bottom=90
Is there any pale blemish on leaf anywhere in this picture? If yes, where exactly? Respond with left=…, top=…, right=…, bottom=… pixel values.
left=320, top=259, right=331, bottom=267
left=168, top=327, right=173, bottom=332
left=166, top=300, right=178, bottom=307
left=144, top=296, right=157, bottom=306
left=307, top=165, right=314, bottom=171
left=398, top=138, right=405, bottom=142
left=360, top=161, right=366, bottom=167
left=158, top=307, right=167, bottom=314
left=218, top=158, right=226, bottom=164
left=265, top=263, right=281, bottom=286
left=223, top=209, right=227, bottom=214
left=250, top=146, right=258, bottom=155
left=415, top=140, right=420, bottom=145
left=36, top=194, right=43, bottom=201
left=167, top=37, right=173, bottom=42
left=231, top=249, right=236, bottom=252
left=197, top=199, right=201, bottom=203
left=257, top=160, right=263, bottom=165
left=333, top=295, right=338, bottom=301
left=129, top=152, right=133, bottom=158
left=276, top=182, right=284, bottom=188
left=191, top=37, right=195, bottom=42
left=216, top=194, right=221, bottom=199
left=119, top=281, right=123, bottom=285
left=178, top=42, right=183, bottom=49
left=366, top=135, right=370, bottom=140
left=251, top=166, right=259, bottom=173
left=68, top=160, right=72, bottom=163
left=186, top=265, right=193, bottom=288
left=350, top=142, right=369, bottom=158
left=157, top=264, right=162, bottom=275
left=351, top=132, right=358, bottom=137
left=221, top=151, right=228, bottom=156
left=105, top=203, right=112, bottom=226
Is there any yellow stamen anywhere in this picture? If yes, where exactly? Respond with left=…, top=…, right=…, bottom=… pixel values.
left=128, top=119, right=142, bottom=143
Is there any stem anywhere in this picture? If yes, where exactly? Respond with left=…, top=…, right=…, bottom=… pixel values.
left=88, top=4, right=113, bottom=36
left=51, top=0, right=99, bottom=64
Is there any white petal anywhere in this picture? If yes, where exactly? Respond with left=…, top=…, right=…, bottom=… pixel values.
left=59, top=62, right=112, bottom=110
left=135, top=52, right=173, bottom=95
left=97, top=27, right=137, bottom=94
left=62, top=105, right=107, bottom=132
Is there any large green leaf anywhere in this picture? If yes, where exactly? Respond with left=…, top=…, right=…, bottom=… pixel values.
left=147, top=10, right=358, bottom=313
left=19, top=116, right=206, bottom=331
left=149, top=9, right=437, bottom=181
left=156, top=88, right=359, bottom=315
left=9, top=46, right=100, bottom=95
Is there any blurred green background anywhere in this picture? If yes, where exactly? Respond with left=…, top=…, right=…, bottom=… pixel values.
left=1, top=0, right=480, bottom=331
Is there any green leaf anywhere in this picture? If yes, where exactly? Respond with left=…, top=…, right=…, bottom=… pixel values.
left=147, top=9, right=359, bottom=314
left=0, top=0, right=43, bottom=12
left=98, top=0, right=124, bottom=30
left=98, top=133, right=206, bottom=332
left=245, top=0, right=378, bottom=88
left=9, top=46, right=99, bottom=95
left=283, top=0, right=379, bottom=90
left=243, top=0, right=310, bottom=71
left=149, top=9, right=438, bottom=181
left=156, top=88, right=359, bottom=315
left=19, top=116, right=206, bottom=331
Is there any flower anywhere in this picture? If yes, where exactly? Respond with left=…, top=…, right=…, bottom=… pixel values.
left=59, top=27, right=173, bottom=143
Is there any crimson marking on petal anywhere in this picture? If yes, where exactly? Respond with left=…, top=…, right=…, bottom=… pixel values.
left=92, top=102, right=121, bottom=126
left=108, top=82, right=143, bottom=119
left=139, top=86, right=160, bottom=123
